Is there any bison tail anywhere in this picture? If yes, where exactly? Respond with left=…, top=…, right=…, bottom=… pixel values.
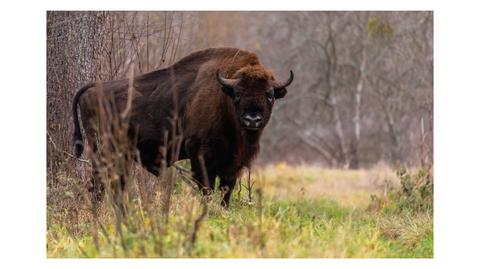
left=74, top=138, right=84, bottom=158
left=72, top=83, right=94, bottom=158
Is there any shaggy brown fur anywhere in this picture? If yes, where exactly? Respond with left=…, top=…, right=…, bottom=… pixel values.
left=72, top=47, right=294, bottom=206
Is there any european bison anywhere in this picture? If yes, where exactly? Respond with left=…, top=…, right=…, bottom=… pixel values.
left=72, top=47, right=294, bottom=206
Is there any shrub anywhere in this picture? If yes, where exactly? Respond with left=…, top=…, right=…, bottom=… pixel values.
left=368, top=167, right=433, bottom=214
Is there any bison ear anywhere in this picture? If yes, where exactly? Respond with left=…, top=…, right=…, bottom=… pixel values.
left=272, top=70, right=294, bottom=99
left=216, top=69, right=239, bottom=98
left=274, top=88, right=287, bottom=99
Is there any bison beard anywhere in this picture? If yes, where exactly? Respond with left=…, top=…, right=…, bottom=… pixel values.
left=72, top=47, right=294, bottom=207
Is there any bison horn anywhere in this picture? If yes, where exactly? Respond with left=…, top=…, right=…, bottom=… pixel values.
left=216, top=69, right=240, bottom=89
left=272, top=70, right=294, bottom=89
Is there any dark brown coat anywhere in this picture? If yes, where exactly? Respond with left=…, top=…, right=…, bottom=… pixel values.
left=72, top=47, right=294, bottom=206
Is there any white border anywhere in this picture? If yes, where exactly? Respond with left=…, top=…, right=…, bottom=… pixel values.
left=44, top=0, right=436, bottom=11
left=1, top=0, right=480, bottom=268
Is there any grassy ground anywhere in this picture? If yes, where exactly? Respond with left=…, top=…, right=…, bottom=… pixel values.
left=46, top=163, right=433, bottom=258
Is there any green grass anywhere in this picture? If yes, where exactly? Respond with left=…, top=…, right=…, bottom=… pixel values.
left=47, top=165, right=433, bottom=258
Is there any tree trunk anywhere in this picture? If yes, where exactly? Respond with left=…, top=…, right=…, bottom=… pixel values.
left=47, top=11, right=108, bottom=178
left=350, top=46, right=367, bottom=169
left=385, top=108, right=402, bottom=165
left=330, top=92, right=350, bottom=168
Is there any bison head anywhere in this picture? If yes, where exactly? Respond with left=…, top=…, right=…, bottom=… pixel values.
left=216, top=66, right=294, bottom=133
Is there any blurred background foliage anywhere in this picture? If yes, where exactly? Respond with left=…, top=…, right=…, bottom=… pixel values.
left=47, top=11, right=433, bottom=173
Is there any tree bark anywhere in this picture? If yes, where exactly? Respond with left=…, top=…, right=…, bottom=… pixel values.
left=47, top=11, right=108, bottom=176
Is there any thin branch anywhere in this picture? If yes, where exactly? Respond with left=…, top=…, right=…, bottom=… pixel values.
left=47, top=131, right=91, bottom=164
left=121, top=64, right=135, bottom=119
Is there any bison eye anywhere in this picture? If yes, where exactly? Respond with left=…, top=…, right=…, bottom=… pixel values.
left=266, top=90, right=274, bottom=103
left=234, top=95, right=241, bottom=104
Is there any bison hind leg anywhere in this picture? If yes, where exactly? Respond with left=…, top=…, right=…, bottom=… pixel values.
left=110, top=174, right=127, bottom=216
left=88, top=168, right=105, bottom=208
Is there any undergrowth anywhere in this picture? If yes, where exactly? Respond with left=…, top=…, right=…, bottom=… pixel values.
left=47, top=165, right=433, bottom=258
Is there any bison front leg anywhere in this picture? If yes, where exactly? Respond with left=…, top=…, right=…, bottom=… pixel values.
left=190, top=156, right=216, bottom=195
left=219, top=177, right=237, bottom=207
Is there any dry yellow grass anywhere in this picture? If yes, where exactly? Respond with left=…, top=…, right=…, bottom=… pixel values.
left=47, top=163, right=432, bottom=258
left=258, top=162, right=398, bottom=208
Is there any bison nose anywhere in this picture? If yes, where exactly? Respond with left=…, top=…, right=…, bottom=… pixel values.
left=242, top=113, right=263, bottom=128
